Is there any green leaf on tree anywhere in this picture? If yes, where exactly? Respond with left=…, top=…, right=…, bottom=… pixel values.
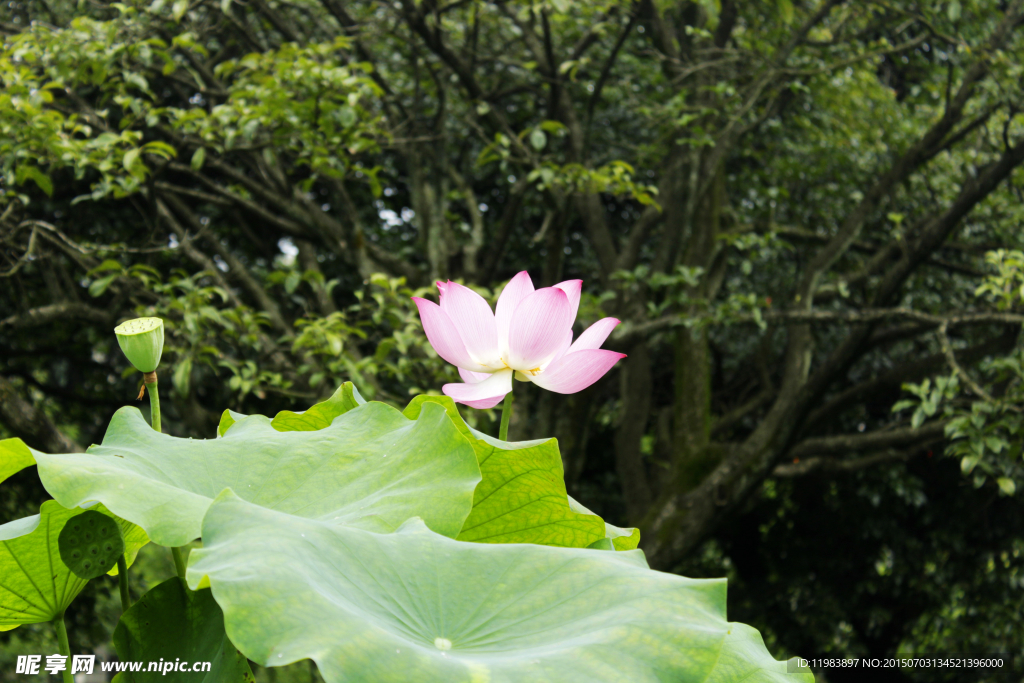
left=777, top=0, right=794, bottom=24
left=190, top=146, right=206, bottom=171
left=15, top=165, right=53, bottom=197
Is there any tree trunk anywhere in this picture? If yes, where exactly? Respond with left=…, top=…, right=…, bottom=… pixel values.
left=408, top=145, right=451, bottom=283
left=614, top=341, right=653, bottom=523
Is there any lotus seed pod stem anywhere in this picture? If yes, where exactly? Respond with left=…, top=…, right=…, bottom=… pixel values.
left=114, top=317, right=164, bottom=374
left=147, top=377, right=162, bottom=433
left=117, top=556, right=131, bottom=611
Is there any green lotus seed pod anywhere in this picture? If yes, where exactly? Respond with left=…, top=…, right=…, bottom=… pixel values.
left=58, top=510, right=125, bottom=581
left=115, top=317, right=164, bottom=374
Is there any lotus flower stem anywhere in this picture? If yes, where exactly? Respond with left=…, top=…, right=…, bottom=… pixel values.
left=117, top=556, right=131, bottom=611
left=172, top=546, right=187, bottom=579
left=52, top=612, right=73, bottom=683
left=498, top=391, right=513, bottom=441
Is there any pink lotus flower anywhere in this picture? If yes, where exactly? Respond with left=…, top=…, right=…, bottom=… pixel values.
left=412, top=272, right=626, bottom=409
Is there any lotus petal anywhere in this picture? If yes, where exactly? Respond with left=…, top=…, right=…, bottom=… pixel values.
left=506, top=288, right=572, bottom=370
left=530, top=349, right=626, bottom=394
left=443, top=369, right=513, bottom=409
left=494, top=271, right=535, bottom=356
left=439, top=281, right=500, bottom=364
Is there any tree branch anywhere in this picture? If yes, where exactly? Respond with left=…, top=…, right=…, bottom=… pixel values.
left=0, top=303, right=111, bottom=330
left=0, top=375, right=82, bottom=453
left=772, top=442, right=940, bottom=478
left=788, top=421, right=947, bottom=459
left=936, top=321, right=998, bottom=403
left=611, top=307, right=1024, bottom=348
left=160, top=192, right=292, bottom=333
left=803, top=329, right=1017, bottom=431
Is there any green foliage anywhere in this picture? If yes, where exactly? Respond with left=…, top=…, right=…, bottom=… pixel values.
left=116, top=268, right=453, bottom=407
left=944, top=370, right=1024, bottom=495
left=176, top=37, right=383, bottom=184
left=892, top=251, right=1024, bottom=497
left=526, top=161, right=660, bottom=207
left=892, top=376, right=961, bottom=430
left=141, top=271, right=285, bottom=402
left=0, top=15, right=183, bottom=205
left=0, top=14, right=384, bottom=207
left=975, top=250, right=1024, bottom=311
left=291, top=274, right=454, bottom=400
left=612, top=262, right=773, bottom=330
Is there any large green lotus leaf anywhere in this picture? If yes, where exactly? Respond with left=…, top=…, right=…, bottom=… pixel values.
left=189, top=492, right=808, bottom=683
left=112, top=577, right=253, bottom=683
left=0, top=438, right=35, bottom=485
left=404, top=395, right=610, bottom=548
left=568, top=494, right=641, bottom=551
left=0, top=501, right=148, bottom=631
left=272, top=382, right=365, bottom=431
left=216, top=410, right=248, bottom=438
left=109, top=515, right=150, bottom=578
left=703, top=621, right=806, bottom=683
left=263, top=387, right=624, bottom=549
left=218, top=383, right=366, bottom=437
left=217, top=383, right=366, bottom=437
left=226, top=384, right=626, bottom=550
left=34, top=400, right=479, bottom=547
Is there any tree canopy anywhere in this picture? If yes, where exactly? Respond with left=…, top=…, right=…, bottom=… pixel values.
left=3, top=0, right=1024, bottom=678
